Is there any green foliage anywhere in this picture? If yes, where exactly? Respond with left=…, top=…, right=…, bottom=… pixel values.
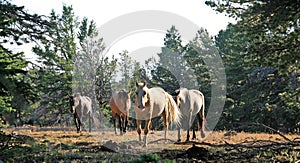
left=144, top=26, right=185, bottom=93
left=33, top=5, right=79, bottom=124
left=131, top=153, right=161, bottom=163
left=0, top=0, right=48, bottom=125
left=207, top=0, right=300, bottom=132
left=74, top=18, right=104, bottom=110
left=95, top=56, right=118, bottom=118
left=115, top=50, right=133, bottom=90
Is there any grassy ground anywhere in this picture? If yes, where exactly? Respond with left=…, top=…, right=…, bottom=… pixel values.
left=1, top=126, right=299, bottom=162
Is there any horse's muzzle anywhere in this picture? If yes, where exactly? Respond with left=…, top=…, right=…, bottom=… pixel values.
left=138, top=105, right=145, bottom=109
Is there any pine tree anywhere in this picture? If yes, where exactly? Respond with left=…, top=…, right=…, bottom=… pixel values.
left=33, top=5, right=78, bottom=124
left=207, top=0, right=300, bottom=131
left=0, top=0, right=48, bottom=125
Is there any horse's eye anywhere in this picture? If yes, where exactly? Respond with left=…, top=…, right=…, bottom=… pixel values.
left=135, top=92, right=138, bottom=95
left=143, top=91, right=146, bottom=96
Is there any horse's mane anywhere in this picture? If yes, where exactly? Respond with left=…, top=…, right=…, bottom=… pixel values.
left=118, top=90, right=129, bottom=98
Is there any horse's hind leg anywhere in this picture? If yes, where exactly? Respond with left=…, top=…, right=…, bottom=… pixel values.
left=186, top=111, right=193, bottom=142
left=201, top=111, right=206, bottom=138
left=162, top=111, right=168, bottom=141
left=192, top=119, right=197, bottom=140
left=197, top=111, right=205, bottom=138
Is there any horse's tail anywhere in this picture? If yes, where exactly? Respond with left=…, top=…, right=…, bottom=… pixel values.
left=198, top=92, right=205, bottom=119
left=166, top=93, right=181, bottom=127
left=198, top=91, right=206, bottom=133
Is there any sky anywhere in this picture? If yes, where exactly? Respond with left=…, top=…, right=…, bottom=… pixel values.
left=13, top=0, right=235, bottom=63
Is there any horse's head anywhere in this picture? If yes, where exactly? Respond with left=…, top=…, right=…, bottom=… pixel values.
left=124, top=90, right=131, bottom=110
left=118, top=90, right=131, bottom=111
left=69, top=93, right=81, bottom=113
left=174, top=88, right=187, bottom=108
left=135, top=81, right=149, bottom=109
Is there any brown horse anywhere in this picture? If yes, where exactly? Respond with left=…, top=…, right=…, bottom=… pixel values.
left=69, top=93, right=92, bottom=132
left=135, top=82, right=181, bottom=146
left=109, top=90, right=131, bottom=135
left=175, top=88, right=206, bottom=141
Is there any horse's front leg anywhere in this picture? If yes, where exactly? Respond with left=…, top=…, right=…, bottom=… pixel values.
left=123, top=115, right=128, bottom=134
left=73, top=113, right=80, bottom=132
left=177, top=126, right=181, bottom=142
left=78, top=116, right=82, bottom=132
left=119, top=113, right=123, bottom=135
left=144, top=119, right=151, bottom=147
left=136, top=119, right=142, bottom=141
left=88, top=112, right=92, bottom=132
left=112, top=112, right=117, bottom=135
left=76, top=111, right=83, bottom=132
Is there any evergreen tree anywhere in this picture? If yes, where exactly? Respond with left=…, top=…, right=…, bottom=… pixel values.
left=0, top=0, right=48, bottom=125
left=150, top=26, right=187, bottom=93
left=207, top=0, right=300, bottom=131
left=74, top=18, right=104, bottom=105
left=116, top=50, right=133, bottom=90
left=95, top=56, right=117, bottom=119
left=33, top=5, right=78, bottom=124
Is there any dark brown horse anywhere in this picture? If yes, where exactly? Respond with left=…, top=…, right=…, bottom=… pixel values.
left=69, top=93, right=92, bottom=132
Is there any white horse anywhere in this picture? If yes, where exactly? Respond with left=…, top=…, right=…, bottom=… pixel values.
left=175, top=88, right=206, bottom=141
left=69, top=93, right=92, bottom=132
left=135, top=82, right=181, bottom=147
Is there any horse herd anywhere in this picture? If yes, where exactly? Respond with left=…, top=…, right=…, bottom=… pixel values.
left=69, top=82, right=206, bottom=147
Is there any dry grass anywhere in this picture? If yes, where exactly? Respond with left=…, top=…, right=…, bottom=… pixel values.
left=1, top=126, right=300, bottom=162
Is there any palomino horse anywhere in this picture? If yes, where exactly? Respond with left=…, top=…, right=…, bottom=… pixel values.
left=135, top=82, right=181, bottom=146
left=69, top=93, right=92, bottom=132
left=175, top=88, right=206, bottom=141
left=109, top=90, right=131, bottom=135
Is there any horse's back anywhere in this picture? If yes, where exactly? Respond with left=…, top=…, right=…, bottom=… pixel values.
left=81, top=96, right=92, bottom=114
left=149, top=87, right=167, bottom=104
left=110, top=91, right=130, bottom=115
left=149, top=87, right=165, bottom=98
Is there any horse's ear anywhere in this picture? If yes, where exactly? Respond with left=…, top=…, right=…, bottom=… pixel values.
left=175, top=89, right=180, bottom=96
left=136, top=82, right=139, bottom=87
left=127, top=90, right=131, bottom=95
left=143, top=81, right=147, bottom=87
left=68, top=95, right=73, bottom=99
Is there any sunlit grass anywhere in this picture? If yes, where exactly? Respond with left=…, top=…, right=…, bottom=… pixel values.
left=1, top=126, right=299, bottom=162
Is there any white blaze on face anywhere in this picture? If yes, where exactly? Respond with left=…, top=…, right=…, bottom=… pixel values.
left=135, top=82, right=148, bottom=109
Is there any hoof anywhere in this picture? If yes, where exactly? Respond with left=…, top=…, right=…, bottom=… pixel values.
left=201, top=131, right=206, bottom=138
left=177, top=139, right=181, bottom=142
